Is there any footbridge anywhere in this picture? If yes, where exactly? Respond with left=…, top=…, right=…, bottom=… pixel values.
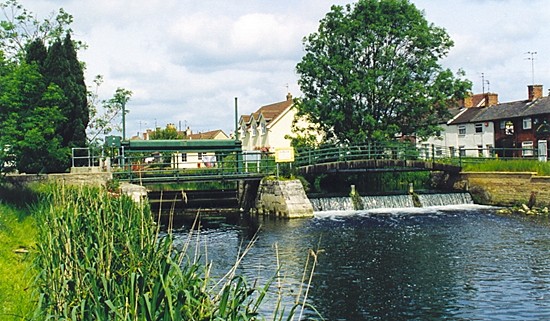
left=294, top=143, right=462, bottom=175
left=99, top=139, right=462, bottom=184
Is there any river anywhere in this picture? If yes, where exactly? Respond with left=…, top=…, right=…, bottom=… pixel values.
left=172, top=203, right=550, bottom=320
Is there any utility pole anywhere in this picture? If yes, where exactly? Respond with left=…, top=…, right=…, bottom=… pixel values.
left=122, top=101, right=126, bottom=140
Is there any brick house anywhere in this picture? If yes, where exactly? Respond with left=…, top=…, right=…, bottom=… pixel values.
left=419, top=85, right=550, bottom=159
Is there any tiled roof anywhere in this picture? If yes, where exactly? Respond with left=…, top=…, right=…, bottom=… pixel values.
left=449, top=107, right=485, bottom=125
left=449, top=96, right=550, bottom=124
left=241, top=95, right=293, bottom=127
left=187, top=129, right=227, bottom=140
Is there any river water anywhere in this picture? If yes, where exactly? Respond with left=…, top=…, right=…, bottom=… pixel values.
left=172, top=203, right=550, bottom=320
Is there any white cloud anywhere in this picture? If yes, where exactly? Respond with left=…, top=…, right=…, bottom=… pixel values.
left=16, top=0, right=550, bottom=136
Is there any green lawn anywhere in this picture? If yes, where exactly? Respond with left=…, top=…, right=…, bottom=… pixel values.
left=0, top=203, right=37, bottom=321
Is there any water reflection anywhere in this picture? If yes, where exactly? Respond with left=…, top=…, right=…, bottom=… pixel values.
left=172, top=206, right=550, bottom=320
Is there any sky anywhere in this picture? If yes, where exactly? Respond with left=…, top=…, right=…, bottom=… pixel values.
left=17, top=0, right=550, bottom=139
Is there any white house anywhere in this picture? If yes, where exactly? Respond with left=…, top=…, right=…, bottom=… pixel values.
left=417, top=93, right=497, bottom=158
left=238, top=93, right=318, bottom=152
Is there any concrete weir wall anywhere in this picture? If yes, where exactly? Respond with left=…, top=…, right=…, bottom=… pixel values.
left=253, top=178, right=314, bottom=218
left=459, top=172, right=550, bottom=207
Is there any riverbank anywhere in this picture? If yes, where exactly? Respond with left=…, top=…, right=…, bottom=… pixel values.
left=0, top=183, right=315, bottom=320
left=0, top=202, right=36, bottom=321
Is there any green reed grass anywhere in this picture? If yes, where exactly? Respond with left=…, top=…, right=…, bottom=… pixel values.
left=33, top=184, right=319, bottom=320
left=462, top=159, right=550, bottom=176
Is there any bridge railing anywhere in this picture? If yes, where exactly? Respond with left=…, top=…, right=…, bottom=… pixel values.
left=295, top=142, right=427, bottom=167
left=110, top=150, right=278, bottom=183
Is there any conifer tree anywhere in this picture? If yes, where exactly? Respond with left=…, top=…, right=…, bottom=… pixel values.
left=43, top=33, right=88, bottom=148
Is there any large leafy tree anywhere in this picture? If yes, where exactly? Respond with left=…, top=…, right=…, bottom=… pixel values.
left=296, top=0, right=471, bottom=144
left=0, top=53, right=68, bottom=173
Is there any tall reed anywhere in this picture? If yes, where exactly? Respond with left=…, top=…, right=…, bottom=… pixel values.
left=33, top=184, right=319, bottom=320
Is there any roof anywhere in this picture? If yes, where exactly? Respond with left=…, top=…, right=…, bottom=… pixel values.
left=448, top=96, right=550, bottom=125
left=187, top=129, right=228, bottom=140
left=240, top=94, right=293, bottom=127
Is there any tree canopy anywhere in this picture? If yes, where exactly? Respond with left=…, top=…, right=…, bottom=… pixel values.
left=295, top=0, right=471, bottom=144
left=0, top=1, right=132, bottom=173
left=149, top=124, right=185, bottom=140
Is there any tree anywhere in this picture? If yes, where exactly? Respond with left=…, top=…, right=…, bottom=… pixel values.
left=0, top=0, right=76, bottom=60
left=86, top=76, right=133, bottom=146
left=149, top=124, right=185, bottom=140
left=0, top=53, right=68, bottom=173
left=43, top=33, right=88, bottom=148
left=295, top=0, right=471, bottom=144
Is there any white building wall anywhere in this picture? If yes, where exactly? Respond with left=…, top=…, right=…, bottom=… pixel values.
left=418, top=122, right=495, bottom=158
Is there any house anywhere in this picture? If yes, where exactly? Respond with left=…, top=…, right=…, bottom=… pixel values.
left=171, top=129, right=229, bottom=169
left=417, top=92, right=498, bottom=157
left=418, top=85, right=550, bottom=159
left=187, top=129, right=228, bottom=140
left=238, top=93, right=318, bottom=152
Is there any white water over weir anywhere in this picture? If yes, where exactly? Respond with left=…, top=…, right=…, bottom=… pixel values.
left=310, top=193, right=473, bottom=212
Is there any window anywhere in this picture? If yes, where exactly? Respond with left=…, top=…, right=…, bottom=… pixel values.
left=260, top=122, right=267, bottom=135
left=523, top=118, right=532, bottom=130
left=477, top=145, right=483, bottom=157
left=198, top=152, right=204, bottom=160
left=522, top=141, right=534, bottom=156
left=435, top=146, right=443, bottom=157
left=251, top=124, right=257, bottom=137
left=449, top=146, right=455, bottom=157
left=459, top=146, right=466, bottom=157
left=475, top=123, right=483, bottom=133
left=500, top=120, right=506, bottom=129
left=458, top=125, right=466, bottom=136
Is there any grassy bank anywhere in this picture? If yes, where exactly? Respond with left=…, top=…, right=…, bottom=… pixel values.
left=462, top=159, right=550, bottom=175
left=0, top=202, right=37, bottom=320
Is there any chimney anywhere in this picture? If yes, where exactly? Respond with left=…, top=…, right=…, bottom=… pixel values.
left=486, top=93, right=498, bottom=106
left=528, top=85, right=543, bottom=101
left=463, top=94, right=473, bottom=108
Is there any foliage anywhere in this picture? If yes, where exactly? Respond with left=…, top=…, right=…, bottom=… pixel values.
left=462, top=159, right=550, bottom=176
left=33, top=184, right=310, bottom=320
left=42, top=33, right=89, bottom=148
left=295, top=0, right=471, bottom=144
left=149, top=124, right=186, bottom=140
left=87, top=75, right=133, bottom=146
left=0, top=53, right=70, bottom=173
left=0, top=0, right=77, bottom=60
left=0, top=201, right=37, bottom=321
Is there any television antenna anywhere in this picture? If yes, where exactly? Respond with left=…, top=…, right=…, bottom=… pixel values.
left=525, top=51, right=537, bottom=85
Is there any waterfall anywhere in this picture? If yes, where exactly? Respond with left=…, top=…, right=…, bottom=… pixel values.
left=417, top=193, right=473, bottom=207
left=311, top=192, right=474, bottom=212
left=310, top=197, right=354, bottom=211
left=361, top=195, right=415, bottom=210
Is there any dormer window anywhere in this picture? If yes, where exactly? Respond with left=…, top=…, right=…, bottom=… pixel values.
left=260, top=122, right=267, bottom=135
left=239, top=126, right=246, bottom=138
left=251, top=124, right=258, bottom=137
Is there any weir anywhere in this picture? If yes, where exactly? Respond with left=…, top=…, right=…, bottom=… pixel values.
left=310, top=192, right=473, bottom=211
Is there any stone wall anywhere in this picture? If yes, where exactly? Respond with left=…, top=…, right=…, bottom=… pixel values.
left=459, top=172, right=550, bottom=207
left=253, top=178, right=314, bottom=218
left=5, top=169, right=112, bottom=187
